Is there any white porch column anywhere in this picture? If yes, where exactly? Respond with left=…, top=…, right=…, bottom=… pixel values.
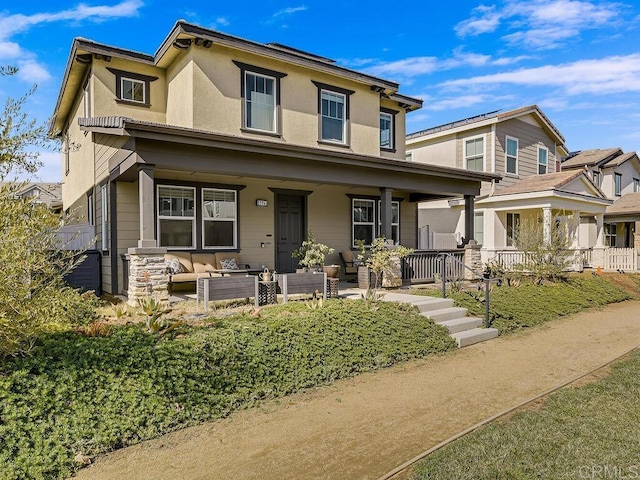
left=542, top=207, right=552, bottom=244
left=595, top=213, right=605, bottom=247
left=571, top=210, right=580, bottom=248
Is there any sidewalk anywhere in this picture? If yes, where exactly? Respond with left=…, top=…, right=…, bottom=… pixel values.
left=75, top=300, right=640, bottom=480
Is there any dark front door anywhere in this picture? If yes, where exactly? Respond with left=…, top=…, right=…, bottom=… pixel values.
left=276, top=195, right=305, bottom=272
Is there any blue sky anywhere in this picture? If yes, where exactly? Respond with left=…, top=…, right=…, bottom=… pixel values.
left=1, top=0, right=639, bottom=182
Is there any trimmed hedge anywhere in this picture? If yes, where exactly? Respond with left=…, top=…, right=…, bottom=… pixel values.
left=0, top=299, right=454, bottom=479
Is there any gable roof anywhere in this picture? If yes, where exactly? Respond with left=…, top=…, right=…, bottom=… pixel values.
left=495, top=171, right=587, bottom=196
left=561, top=148, right=623, bottom=169
left=606, top=192, right=640, bottom=216
left=51, top=20, right=422, bottom=136
left=406, top=104, right=566, bottom=147
left=0, top=182, right=62, bottom=209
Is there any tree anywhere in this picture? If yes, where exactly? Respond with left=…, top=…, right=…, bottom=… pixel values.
left=513, top=211, right=580, bottom=284
left=0, top=67, right=95, bottom=356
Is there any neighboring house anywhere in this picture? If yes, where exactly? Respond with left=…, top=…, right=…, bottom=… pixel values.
left=406, top=106, right=611, bottom=262
left=50, top=21, right=497, bottom=296
left=561, top=148, right=640, bottom=248
left=9, top=182, right=63, bottom=213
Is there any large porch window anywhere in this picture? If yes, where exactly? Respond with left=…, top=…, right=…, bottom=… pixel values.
left=202, top=188, right=237, bottom=249
left=158, top=186, right=196, bottom=248
left=352, top=198, right=400, bottom=247
left=506, top=212, right=520, bottom=247
left=475, top=212, right=484, bottom=246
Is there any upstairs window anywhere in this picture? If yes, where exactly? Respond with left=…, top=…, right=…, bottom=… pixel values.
left=538, top=146, right=548, bottom=174
left=121, top=77, right=145, bottom=103
left=380, top=109, right=397, bottom=151
left=107, top=68, right=157, bottom=107
left=83, top=79, right=91, bottom=118
left=505, top=136, right=518, bottom=174
left=465, top=136, right=484, bottom=171
left=614, top=173, right=622, bottom=196
left=321, top=90, right=345, bottom=143
left=245, top=72, right=276, bottom=132
left=593, top=171, right=600, bottom=187
left=634, top=178, right=639, bottom=193
left=313, top=81, right=354, bottom=146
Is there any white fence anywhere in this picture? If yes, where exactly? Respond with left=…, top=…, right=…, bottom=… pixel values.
left=602, top=248, right=639, bottom=272
left=491, top=248, right=640, bottom=272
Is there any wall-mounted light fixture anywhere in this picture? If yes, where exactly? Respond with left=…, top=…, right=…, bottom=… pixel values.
left=256, top=199, right=268, bottom=207
left=172, top=38, right=192, bottom=51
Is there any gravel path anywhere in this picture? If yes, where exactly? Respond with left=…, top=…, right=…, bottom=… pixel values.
left=74, top=300, right=640, bottom=480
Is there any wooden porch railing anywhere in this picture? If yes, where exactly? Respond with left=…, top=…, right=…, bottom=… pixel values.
left=402, top=250, right=464, bottom=283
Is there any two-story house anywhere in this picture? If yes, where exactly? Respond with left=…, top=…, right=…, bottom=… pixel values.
left=406, top=105, right=611, bottom=263
left=561, top=148, right=640, bottom=248
left=50, top=21, right=497, bottom=296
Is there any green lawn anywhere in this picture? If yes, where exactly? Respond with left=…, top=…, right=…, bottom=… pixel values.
left=410, top=349, right=640, bottom=479
left=415, top=274, right=632, bottom=333
left=0, top=299, right=454, bottom=480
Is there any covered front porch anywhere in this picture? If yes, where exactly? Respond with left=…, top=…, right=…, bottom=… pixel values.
left=84, top=118, right=499, bottom=300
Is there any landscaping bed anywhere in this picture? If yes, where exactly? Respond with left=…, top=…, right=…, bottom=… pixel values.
left=0, top=299, right=454, bottom=480
left=413, top=273, right=634, bottom=334
left=410, top=348, right=640, bottom=479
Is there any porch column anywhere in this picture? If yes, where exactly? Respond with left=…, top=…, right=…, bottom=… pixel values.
left=572, top=210, right=580, bottom=248
left=380, top=187, right=393, bottom=241
left=595, top=213, right=605, bottom=247
left=542, top=207, right=552, bottom=244
left=464, top=195, right=474, bottom=244
left=138, top=165, right=157, bottom=248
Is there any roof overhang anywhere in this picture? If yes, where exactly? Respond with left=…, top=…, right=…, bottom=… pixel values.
left=81, top=117, right=498, bottom=198
left=476, top=189, right=612, bottom=213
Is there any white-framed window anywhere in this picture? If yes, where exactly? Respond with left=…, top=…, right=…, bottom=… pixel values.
left=506, top=212, right=520, bottom=247
left=377, top=200, right=400, bottom=244
left=634, top=178, right=639, bottom=193
left=465, top=136, right=484, bottom=171
left=505, top=136, right=518, bottom=174
left=380, top=112, right=393, bottom=150
left=87, top=191, right=94, bottom=226
left=202, top=188, right=237, bottom=249
left=605, top=223, right=617, bottom=247
left=101, top=184, right=108, bottom=252
left=593, top=171, right=600, bottom=187
left=321, top=90, right=346, bottom=143
left=157, top=185, right=196, bottom=249
left=405, top=151, right=413, bottom=162
left=538, top=146, right=548, bottom=174
left=244, top=71, right=276, bottom=132
left=474, top=212, right=484, bottom=246
left=614, top=173, right=622, bottom=196
left=121, top=77, right=145, bottom=104
left=353, top=199, right=375, bottom=247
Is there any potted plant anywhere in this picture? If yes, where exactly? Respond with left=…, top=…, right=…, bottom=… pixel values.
left=292, top=230, right=337, bottom=275
left=356, top=237, right=413, bottom=290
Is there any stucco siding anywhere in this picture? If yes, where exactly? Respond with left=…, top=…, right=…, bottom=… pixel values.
left=408, top=134, right=457, bottom=167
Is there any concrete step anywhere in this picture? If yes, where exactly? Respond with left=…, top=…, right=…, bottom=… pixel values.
left=423, top=306, right=468, bottom=323
left=412, top=297, right=455, bottom=313
left=437, top=316, right=483, bottom=334
left=451, top=328, right=499, bottom=348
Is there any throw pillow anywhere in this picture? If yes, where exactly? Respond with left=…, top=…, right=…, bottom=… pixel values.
left=166, top=258, right=184, bottom=274
left=220, top=258, right=239, bottom=270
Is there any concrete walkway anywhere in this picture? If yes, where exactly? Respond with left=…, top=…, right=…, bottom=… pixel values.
left=75, top=300, right=640, bottom=480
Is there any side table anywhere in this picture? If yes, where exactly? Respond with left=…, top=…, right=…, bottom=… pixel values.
left=326, top=277, right=340, bottom=298
left=258, top=280, right=278, bottom=306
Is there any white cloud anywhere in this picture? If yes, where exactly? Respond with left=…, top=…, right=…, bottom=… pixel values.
left=440, top=54, right=640, bottom=96
left=17, top=60, right=51, bottom=83
left=0, top=1, right=143, bottom=40
left=455, top=5, right=502, bottom=37
left=272, top=6, right=308, bottom=18
left=455, top=0, right=625, bottom=49
left=0, top=41, right=22, bottom=59
left=364, top=50, right=530, bottom=81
